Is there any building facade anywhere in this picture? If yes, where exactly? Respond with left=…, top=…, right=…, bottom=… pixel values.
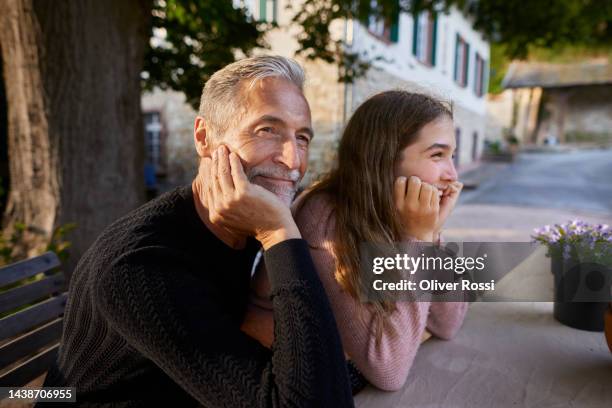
left=498, top=59, right=612, bottom=145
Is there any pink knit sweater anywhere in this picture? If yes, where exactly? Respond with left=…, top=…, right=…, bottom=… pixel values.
left=291, top=193, right=468, bottom=391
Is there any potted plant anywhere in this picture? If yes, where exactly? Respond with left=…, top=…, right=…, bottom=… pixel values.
left=532, top=220, right=612, bottom=331
left=506, top=133, right=520, bottom=155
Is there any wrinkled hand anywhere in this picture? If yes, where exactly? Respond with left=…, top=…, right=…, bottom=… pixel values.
left=394, top=176, right=440, bottom=242
left=203, top=145, right=300, bottom=249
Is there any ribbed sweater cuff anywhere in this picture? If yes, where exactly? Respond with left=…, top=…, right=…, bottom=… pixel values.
left=264, top=238, right=315, bottom=290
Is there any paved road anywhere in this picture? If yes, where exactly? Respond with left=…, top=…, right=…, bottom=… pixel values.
left=445, top=148, right=612, bottom=242
left=460, top=148, right=612, bottom=214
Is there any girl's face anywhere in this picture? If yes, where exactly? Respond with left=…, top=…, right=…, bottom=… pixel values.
left=394, top=116, right=458, bottom=198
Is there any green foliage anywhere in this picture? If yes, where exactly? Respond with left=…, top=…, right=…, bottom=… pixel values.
left=0, top=222, right=26, bottom=265
left=0, top=223, right=76, bottom=266
left=526, top=43, right=612, bottom=64
left=488, top=43, right=510, bottom=94
left=466, top=0, right=611, bottom=59
left=485, top=140, right=503, bottom=155
left=506, top=134, right=519, bottom=146
left=46, top=223, right=77, bottom=264
left=142, top=0, right=268, bottom=110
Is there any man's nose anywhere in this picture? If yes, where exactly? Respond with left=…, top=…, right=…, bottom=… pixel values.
left=275, top=137, right=301, bottom=170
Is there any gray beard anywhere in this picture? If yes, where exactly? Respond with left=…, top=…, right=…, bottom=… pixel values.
left=250, top=178, right=296, bottom=206
left=246, top=165, right=301, bottom=207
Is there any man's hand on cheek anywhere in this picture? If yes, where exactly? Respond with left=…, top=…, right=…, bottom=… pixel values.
left=206, top=145, right=301, bottom=249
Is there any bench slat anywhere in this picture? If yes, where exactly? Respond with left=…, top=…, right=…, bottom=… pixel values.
left=0, top=273, right=66, bottom=315
left=0, top=252, right=61, bottom=288
left=0, top=344, right=59, bottom=391
left=0, top=294, right=67, bottom=343
left=0, top=318, right=63, bottom=369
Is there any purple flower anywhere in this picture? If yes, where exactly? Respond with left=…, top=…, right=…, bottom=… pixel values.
left=563, top=245, right=571, bottom=261
left=532, top=220, right=612, bottom=262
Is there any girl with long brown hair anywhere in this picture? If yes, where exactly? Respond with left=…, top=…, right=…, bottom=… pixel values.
left=245, top=90, right=468, bottom=391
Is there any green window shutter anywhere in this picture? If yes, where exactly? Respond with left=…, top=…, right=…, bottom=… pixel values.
left=473, top=54, right=479, bottom=94
left=431, top=13, right=438, bottom=66
left=464, top=43, right=470, bottom=86
left=484, top=59, right=489, bottom=94
left=390, top=24, right=399, bottom=43
left=273, top=0, right=277, bottom=23
left=390, top=2, right=400, bottom=43
left=259, top=0, right=266, bottom=21
left=412, top=13, right=418, bottom=55
left=453, top=34, right=459, bottom=81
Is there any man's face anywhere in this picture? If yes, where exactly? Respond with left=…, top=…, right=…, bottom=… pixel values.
left=393, top=117, right=458, bottom=200
left=208, top=77, right=312, bottom=206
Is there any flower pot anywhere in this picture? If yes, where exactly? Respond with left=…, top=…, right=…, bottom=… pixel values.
left=605, top=303, right=612, bottom=353
left=552, top=255, right=609, bottom=332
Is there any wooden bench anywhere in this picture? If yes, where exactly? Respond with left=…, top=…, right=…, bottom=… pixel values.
left=0, top=252, right=67, bottom=400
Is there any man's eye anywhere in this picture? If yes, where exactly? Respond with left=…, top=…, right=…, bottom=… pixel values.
left=259, top=127, right=274, bottom=134
left=431, top=152, right=443, bottom=158
left=298, top=135, right=311, bottom=145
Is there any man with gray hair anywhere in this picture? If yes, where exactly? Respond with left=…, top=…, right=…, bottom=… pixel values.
left=40, top=56, right=356, bottom=407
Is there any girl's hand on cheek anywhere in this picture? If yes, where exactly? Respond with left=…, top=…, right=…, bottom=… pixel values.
left=394, top=175, right=439, bottom=242
left=436, top=181, right=463, bottom=232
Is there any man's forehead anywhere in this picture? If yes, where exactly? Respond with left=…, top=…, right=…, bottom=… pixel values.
left=239, top=79, right=311, bottom=122
left=242, top=77, right=307, bottom=104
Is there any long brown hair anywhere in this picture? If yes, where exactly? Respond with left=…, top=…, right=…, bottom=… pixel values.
left=297, top=90, right=453, bottom=341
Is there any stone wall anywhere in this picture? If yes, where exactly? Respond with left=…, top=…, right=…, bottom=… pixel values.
left=141, top=88, right=198, bottom=191
left=298, top=58, right=346, bottom=186
left=538, top=85, right=612, bottom=143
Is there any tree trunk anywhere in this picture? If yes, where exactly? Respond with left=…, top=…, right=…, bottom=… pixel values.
left=0, top=0, right=150, bottom=275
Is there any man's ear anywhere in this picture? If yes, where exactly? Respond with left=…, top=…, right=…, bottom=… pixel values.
left=194, top=116, right=212, bottom=158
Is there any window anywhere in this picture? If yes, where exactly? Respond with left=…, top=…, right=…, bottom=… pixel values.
left=454, top=127, right=461, bottom=166
left=453, top=34, right=470, bottom=87
left=412, top=11, right=437, bottom=66
left=474, top=53, right=487, bottom=97
left=472, top=131, right=479, bottom=161
left=258, top=0, right=277, bottom=23
left=144, top=112, right=164, bottom=177
left=366, top=0, right=399, bottom=43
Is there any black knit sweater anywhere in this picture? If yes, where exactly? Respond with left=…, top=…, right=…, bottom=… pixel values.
left=40, top=186, right=355, bottom=407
